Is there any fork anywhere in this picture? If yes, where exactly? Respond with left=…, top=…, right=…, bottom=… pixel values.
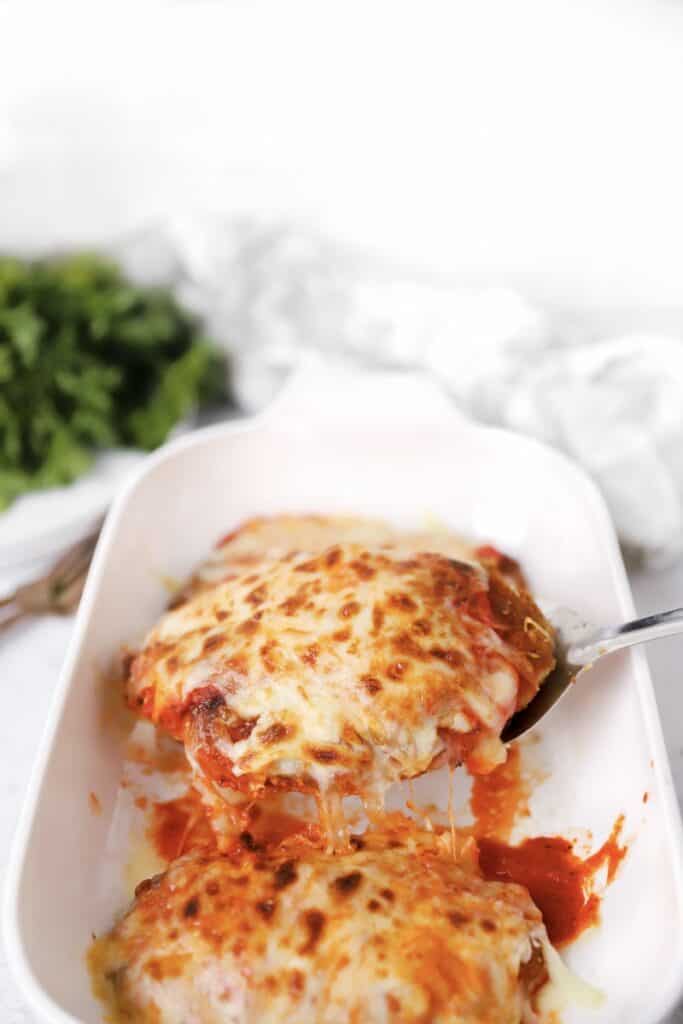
left=0, top=532, right=100, bottom=632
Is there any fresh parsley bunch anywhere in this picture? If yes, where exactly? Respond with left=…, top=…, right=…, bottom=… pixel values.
left=0, top=254, right=227, bottom=510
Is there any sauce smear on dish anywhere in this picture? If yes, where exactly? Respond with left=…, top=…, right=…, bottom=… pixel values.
left=471, top=745, right=626, bottom=945
left=470, top=745, right=532, bottom=840
left=478, top=816, right=626, bottom=946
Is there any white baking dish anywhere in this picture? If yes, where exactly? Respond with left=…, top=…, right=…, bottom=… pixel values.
left=5, top=363, right=683, bottom=1024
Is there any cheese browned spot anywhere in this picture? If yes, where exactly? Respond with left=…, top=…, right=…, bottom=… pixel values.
left=128, top=541, right=554, bottom=830
left=89, top=829, right=553, bottom=1024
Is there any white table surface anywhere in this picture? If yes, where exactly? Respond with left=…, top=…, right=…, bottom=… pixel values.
left=1, top=563, right=682, bottom=1023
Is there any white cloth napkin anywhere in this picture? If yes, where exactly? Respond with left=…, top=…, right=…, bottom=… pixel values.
left=118, top=218, right=683, bottom=567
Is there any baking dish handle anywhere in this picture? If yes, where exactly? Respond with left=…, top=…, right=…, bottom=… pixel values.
left=267, top=353, right=471, bottom=431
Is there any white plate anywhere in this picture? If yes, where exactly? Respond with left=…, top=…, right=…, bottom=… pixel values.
left=0, top=451, right=145, bottom=580
left=0, top=420, right=195, bottom=587
left=4, top=364, right=683, bottom=1024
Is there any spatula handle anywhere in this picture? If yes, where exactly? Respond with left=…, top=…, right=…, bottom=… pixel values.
left=568, top=606, right=683, bottom=666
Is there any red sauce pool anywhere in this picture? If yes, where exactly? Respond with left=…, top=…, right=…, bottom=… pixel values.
left=151, top=790, right=217, bottom=861
left=149, top=788, right=318, bottom=862
left=478, top=816, right=626, bottom=946
left=470, top=745, right=627, bottom=946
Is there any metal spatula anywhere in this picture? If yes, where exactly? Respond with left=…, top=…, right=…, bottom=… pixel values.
left=502, top=603, right=683, bottom=742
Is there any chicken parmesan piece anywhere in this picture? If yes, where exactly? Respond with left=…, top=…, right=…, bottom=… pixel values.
left=127, top=542, right=554, bottom=823
left=90, top=829, right=554, bottom=1024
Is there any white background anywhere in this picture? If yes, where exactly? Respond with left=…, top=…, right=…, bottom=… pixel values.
left=2, top=0, right=683, bottom=1019
left=1, top=0, right=683, bottom=319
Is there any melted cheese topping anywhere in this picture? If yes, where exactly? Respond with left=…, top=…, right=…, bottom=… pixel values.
left=128, top=540, right=554, bottom=822
left=90, top=828, right=552, bottom=1024
left=173, top=515, right=479, bottom=604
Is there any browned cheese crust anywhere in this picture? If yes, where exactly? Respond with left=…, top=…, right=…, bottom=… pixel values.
left=91, top=828, right=550, bottom=1024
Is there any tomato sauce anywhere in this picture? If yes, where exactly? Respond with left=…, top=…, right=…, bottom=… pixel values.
left=149, top=787, right=318, bottom=862
left=470, top=746, right=626, bottom=946
left=470, top=745, right=531, bottom=841
left=478, top=816, right=626, bottom=946
left=150, top=790, right=217, bottom=861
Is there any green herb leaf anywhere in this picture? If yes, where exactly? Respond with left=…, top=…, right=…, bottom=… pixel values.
left=0, top=253, right=230, bottom=508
